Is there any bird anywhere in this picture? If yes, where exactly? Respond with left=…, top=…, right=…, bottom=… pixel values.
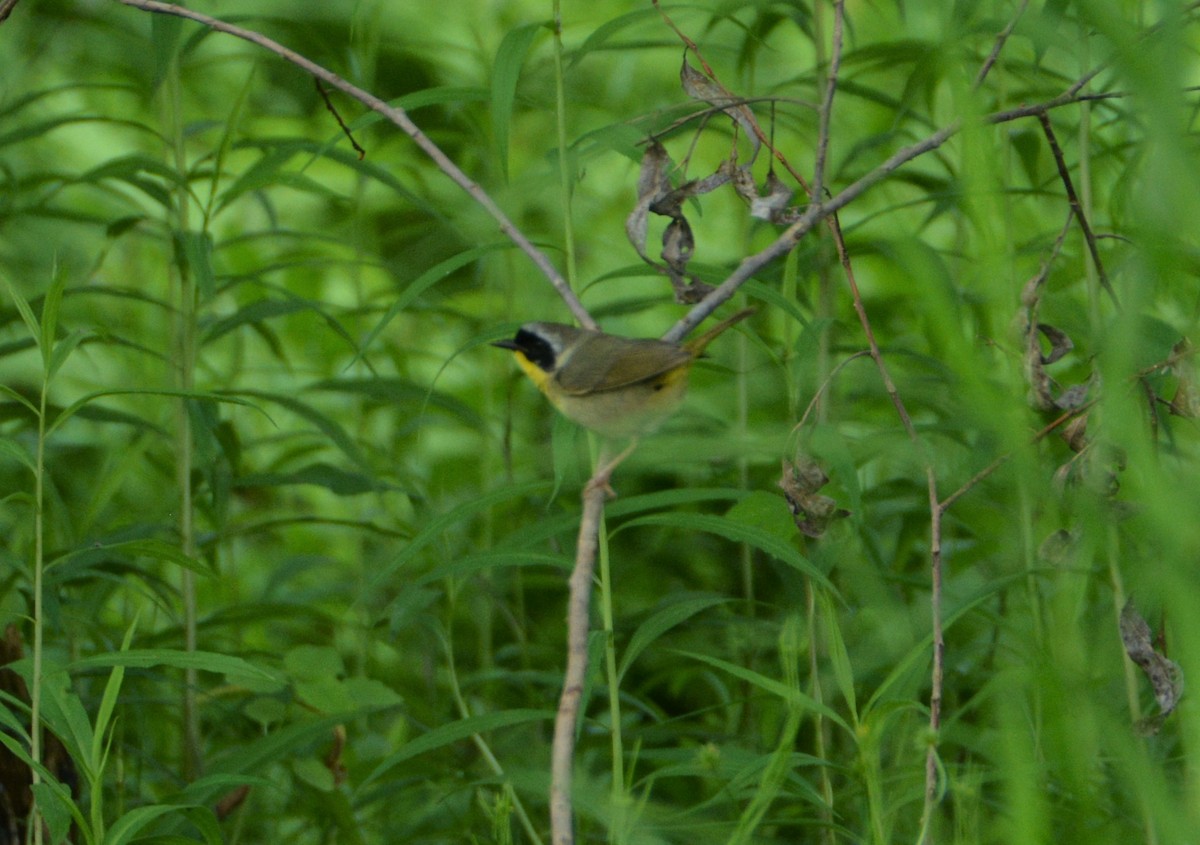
left=493, top=308, right=754, bottom=484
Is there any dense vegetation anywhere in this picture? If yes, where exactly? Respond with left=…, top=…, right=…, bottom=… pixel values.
left=0, top=1, right=1197, bottom=843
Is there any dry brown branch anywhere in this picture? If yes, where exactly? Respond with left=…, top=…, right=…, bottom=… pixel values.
left=975, top=0, right=1030, bottom=88
left=0, top=0, right=20, bottom=24
left=811, top=0, right=844, bottom=202
left=550, top=477, right=609, bottom=845
left=115, top=0, right=598, bottom=331
left=1037, top=112, right=1120, bottom=309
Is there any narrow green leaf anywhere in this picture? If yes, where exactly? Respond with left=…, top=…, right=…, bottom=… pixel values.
left=39, top=269, right=68, bottom=371
left=360, top=709, right=552, bottom=790
left=48, top=539, right=212, bottom=580
left=618, top=595, right=730, bottom=683
left=820, top=590, right=858, bottom=720
left=227, top=389, right=367, bottom=470
left=0, top=435, right=35, bottom=474
left=31, top=782, right=74, bottom=845
left=616, top=512, right=837, bottom=594
left=104, top=803, right=188, bottom=845
left=370, top=480, right=550, bottom=589
left=492, top=23, right=543, bottom=177
left=176, top=230, right=216, bottom=300
left=45, top=329, right=89, bottom=380
left=47, top=388, right=262, bottom=438
left=216, top=145, right=303, bottom=211
left=0, top=274, right=41, bottom=345
left=71, top=649, right=279, bottom=684
left=150, top=12, right=184, bottom=85
left=673, top=649, right=850, bottom=732
left=202, top=299, right=309, bottom=345
left=356, top=243, right=511, bottom=362
left=91, top=616, right=138, bottom=773
left=38, top=667, right=96, bottom=784
left=413, top=550, right=568, bottom=586
left=570, top=9, right=662, bottom=67
left=236, top=462, right=388, bottom=496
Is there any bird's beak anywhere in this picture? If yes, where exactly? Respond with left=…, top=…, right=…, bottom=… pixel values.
left=491, top=339, right=519, bottom=350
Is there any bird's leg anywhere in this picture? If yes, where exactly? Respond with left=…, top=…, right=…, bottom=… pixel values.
left=586, top=438, right=640, bottom=498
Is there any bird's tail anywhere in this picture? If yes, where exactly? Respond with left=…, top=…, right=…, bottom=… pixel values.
left=685, top=307, right=756, bottom=355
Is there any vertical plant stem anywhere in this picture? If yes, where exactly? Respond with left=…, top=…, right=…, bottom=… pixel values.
left=164, top=55, right=201, bottom=781
left=551, top=0, right=578, bottom=293
left=29, top=378, right=47, bottom=845
left=920, top=495, right=945, bottom=843
left=550, top=482, right=607, bottom=845
left=806, top=579, right=835, bottom=845
left=595, top=512, right=627, bottom=842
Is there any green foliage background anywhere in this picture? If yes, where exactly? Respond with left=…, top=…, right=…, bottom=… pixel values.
left=1, top=1, right=1198, bottom=843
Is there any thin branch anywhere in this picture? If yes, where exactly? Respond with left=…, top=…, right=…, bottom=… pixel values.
left=550, top=479, right=608, bottom=845
left=0, top=0, right=19, bottom=24
left=664, top=76, right=1121, bottom=344
left=974, top=0, right=1030, bottom=89
left=315, top=78, right=364, bottom=160
left=1037, top=112, right=1120, bottom=309
left=811, top=0, right=845, bottom=202
left=937, top=401, right=1096, bottom=513
left=115, top=0, right=598, bottom=330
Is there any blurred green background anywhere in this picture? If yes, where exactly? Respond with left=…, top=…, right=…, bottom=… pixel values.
left=1, top=1, right=1198, bottom=843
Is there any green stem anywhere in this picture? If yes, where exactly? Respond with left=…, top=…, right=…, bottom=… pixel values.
left=551, top=0, right=577, bottom=292
left=596, top=508, right=627, bottom=842
left=164, top=51, right=201, bottom=781
left=30, top=377, right=47, bottom=845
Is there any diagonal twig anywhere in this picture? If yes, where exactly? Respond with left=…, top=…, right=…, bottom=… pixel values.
left=115, top=0, right=598, bottom=330
left=975, top=0, right=1030, bottom=88
left=811, top=0, right=845, bottom=203
left=1037, top=111, right=1120, bottom=309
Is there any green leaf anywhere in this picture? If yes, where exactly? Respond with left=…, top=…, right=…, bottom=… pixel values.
left=30, top=782, right=74, bottom=845
left=284, top=645, right=344, bottom=680
left=618, top=595, right=730, bottom=683
left=412, top=550, right=568, bottom=587
left=45, top=329, right=89, bottom=380
left=104, top=803, right=190, bottom=845
left=71, top=649, right=279, bottom=684
left=47, top=539, right=212, bottom=580
left=227, top=389, right=369, bottom=470
left=673, top=650, right=850, bottom=732
left=370, top=480, right=550, bottom=589
left=47, top=388, right=262, bottom=438
left=150, top=12, right=184, bottom=85
left=0, top=435, right=35, bottom=474
left=176, top=230, right=216, bottom=300
left=92, top=616, right=139, bottom=773
left=492, top=22, right=544, bottom=178
left=39, top=269, right=68, bottom=371
left=236, top=462, right=387, bottom=496
left=360, top=709, right=552, bottom=789
left=356, top=243, right=512, bottom=362
left=0, top=274, right=41, bottom=345
left=820, top=589, right=858, bottom=721
left=616, top=512, right=837, bottom=594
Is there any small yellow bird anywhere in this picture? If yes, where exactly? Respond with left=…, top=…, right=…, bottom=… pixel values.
left=492, top=308, right=754, bottom=439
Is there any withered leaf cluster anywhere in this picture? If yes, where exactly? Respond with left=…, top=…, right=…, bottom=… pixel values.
left=625, top=59, right=799, bottom=303
left=1119, top=599, right=1183, bottom=735
left=778, top=456, right=850, bottom=538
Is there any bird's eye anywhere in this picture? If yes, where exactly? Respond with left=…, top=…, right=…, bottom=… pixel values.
left=514, top=329, right=557, bottom=371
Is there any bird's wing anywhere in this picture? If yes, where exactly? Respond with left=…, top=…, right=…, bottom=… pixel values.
left=555, top=334, right=691, bottom=394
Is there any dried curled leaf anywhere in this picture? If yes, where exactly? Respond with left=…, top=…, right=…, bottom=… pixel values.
left=680, top=58, right=761, bottom=163
left=624, top=142, right=721, bottom=302
left=626, top=141, right=673, bottom=265
left=779, top=457, right=850, bottom=538
left=1168, top=338, right=1200, bottom=417
left=1119, top=599, right=1183, bottom=734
